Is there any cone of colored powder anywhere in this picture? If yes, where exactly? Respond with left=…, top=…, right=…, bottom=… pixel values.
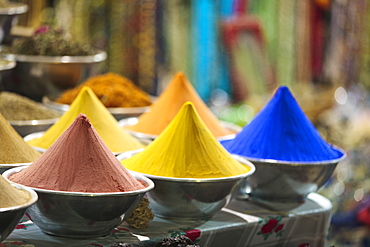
left=0, top=113, right=41, bottom=164
left=126, top=72, right=234, bottom=138
left=10, top=114, right=146, bottom=193
left=121, top=102, right=250, bottom=178
left=221, top=86, right=345, bottom=162
left=27, top=86, right=144, bottom=153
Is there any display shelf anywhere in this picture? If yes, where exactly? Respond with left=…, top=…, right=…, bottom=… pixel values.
left=4, top=193, right=332, bottom=247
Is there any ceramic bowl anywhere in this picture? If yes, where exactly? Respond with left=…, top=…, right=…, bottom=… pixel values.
left=3, top=167, right=154, bottom=238
left=117, top=151, right=255, bottom=220
left=0, top=181, right=37, bottom=242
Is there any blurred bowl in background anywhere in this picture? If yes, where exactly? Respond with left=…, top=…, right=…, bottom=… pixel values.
left=0, top=50, right=107, bottom=101
left=8, top=117, right=59, bottom=137
left=0, top=181, right=37, bottom=243
left=43, top=95, right=150, bottom=120
left=3, top=166, right=154, bottom=238
left=237, top=147, right=346, bottom=206
left=0, top=2, right=28, bottom=44
left=118, top=117, right=241, bottom=141
left=118, top=151, right=255, bottom=220
left=0, top=162, right=30, bottom=174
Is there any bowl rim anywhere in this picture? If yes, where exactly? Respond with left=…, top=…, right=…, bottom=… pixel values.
left=240, top=145, right=347, bottom=165
left=118, top=150, right=256, bottom=182
left=119, top=117, right=241, bottom=141
left=0, top=181, right=38, bottom=212
left=3, top=166, right=155, bottom=196
left=0, top=60, right=16, bottom=71
left=42, top=95, right=152, bottom=114
left=1, top=50, right=107, bottom=63
left=8, top=117, right=59, bottom=126
left=0, top=2, right=28, bottom=15
left=0, top=162, right=32, bottom=168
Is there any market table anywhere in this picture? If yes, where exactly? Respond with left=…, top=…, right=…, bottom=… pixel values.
left=3, top=193, right=331, bottom=247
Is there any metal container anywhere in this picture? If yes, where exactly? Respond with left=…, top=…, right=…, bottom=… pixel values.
left=118, top=117, right=241, bottom=141
left=42, top=95, right=150, bottom=120
left=118, top=151, right=255, bottom=220
left=3, top=167, right=155, bottom=238
left=8, top=117, right=59, bottom=137
left=237, top=148, right=346, bottom=204
left=0, top=50, right=107, bottom=101
left=0, top=181, right=37, bottom=242
left=0, top=2, right=28, bottom=44
left=0, top=162, right=30, bottom=174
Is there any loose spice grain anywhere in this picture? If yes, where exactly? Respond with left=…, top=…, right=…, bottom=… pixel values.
left=0, top=92, right=60, bottom=121
left=56, top=73, right=151, bottom=108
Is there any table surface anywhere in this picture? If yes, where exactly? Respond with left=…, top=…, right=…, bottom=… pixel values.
left=3, top=193, right=332, bottom=247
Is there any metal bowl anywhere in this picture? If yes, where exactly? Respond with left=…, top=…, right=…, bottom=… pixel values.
left=23, top=131, right=151, bottom=155
left=8, top=117, right=59, bottom=137
left=118, top=117, right=241, bottom=141
left=237, top=147, right=346, bottom=205
left=118, top=151, right=255, bottom=220
left=42, top=95, right=150, bottom=120
left=3, top=166, right=154, bottom=238
left=0, top=181, right=37, bottom=243
left=0, top=3, right=28, bottom=44
left=0, top=162, right=31, bottom=174
left=0, top=50, right=107, bottom=101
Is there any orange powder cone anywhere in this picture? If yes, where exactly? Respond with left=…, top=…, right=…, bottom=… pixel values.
left=28, top=87, right=144, bottom=153
left=127, top=72, right=234, bottom=138
left=121, top=102, right=249, bottom=178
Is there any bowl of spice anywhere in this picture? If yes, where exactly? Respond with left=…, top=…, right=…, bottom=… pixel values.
left=221, top=86, right=346, bottom=206
left=0, top=112, right=41, bottom=173
left=0, top=26, right=106, bottom=101
left=0, top=0, right=28, bottom=44
left=43, top=72, right=153, bottom=120
left=0, top=91, right=60, bottom=137
left=118, top=102, right=255, bottom=220
left=4, top=113, right=154, bottom=238
left=0, top=174, right=38, bottom=243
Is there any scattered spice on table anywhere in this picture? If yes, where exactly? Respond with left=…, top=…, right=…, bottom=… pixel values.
left=0, top=92, right=60, bottom=121
left=221, top=86, right=345, bottom=162
left=126, top=72, right=233, bottom=138
left=0, top=175, right=31, bottom=208
left=0, top=113, right=41, bottom=164
left=121, top=102, right=250, bottom=178
left=55, top=73, right=152, bottom=108
left=10, top=114, right=146, bottom=192
left=28, top=86, right=144, bottom=153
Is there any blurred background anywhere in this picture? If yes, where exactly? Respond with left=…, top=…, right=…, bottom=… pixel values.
left=2, top=0, right=370, bottom=246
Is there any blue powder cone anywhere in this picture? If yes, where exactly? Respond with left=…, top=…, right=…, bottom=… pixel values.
left=221, top=86, right=345, bottom=162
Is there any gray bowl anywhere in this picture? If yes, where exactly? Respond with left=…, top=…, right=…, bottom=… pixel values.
left=118, top=151, right=255, bottom=220
left=0, top=50, right=107, bottom=101
left=0, top=162, right=31, bottom=174
left=8, top=117, right=59, bottom=137
left=42, top=95, right=151, bottom=120
left=119, top=117, right=241, bottom=141
left=0, top=3, right=28, bottom=44
left=237, top=148, right=346, bottom=205
left=3, top=166, right=155, bottom=238
left=0, top=181, right=38, bottom=243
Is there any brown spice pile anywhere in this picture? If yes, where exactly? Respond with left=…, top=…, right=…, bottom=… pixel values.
left=56, top=73, right=152, bottom=108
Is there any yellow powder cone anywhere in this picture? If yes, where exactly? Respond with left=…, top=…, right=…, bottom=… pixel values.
left=28, top=87, right=144, bottom=153
left=127, top=72, right=233, bottom=138
left=121, top=102, right=249, bottom=178
left=0, top=113, right=41, bottom=164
